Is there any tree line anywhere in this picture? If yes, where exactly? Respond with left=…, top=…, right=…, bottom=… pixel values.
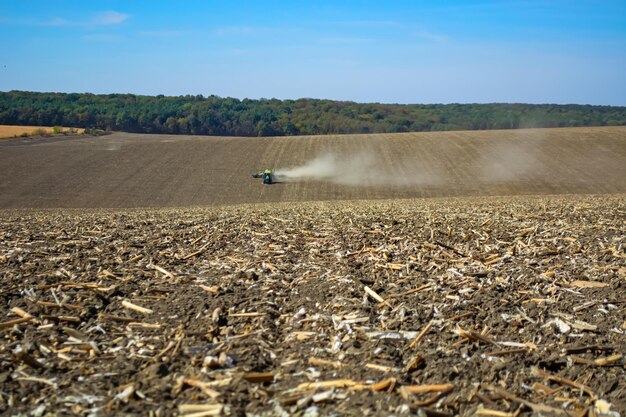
left=1, top=90, right=625, bottom=137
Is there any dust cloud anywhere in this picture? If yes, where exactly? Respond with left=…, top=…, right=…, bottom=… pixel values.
left=272, top=128, right=622, bottom=189
left=273, top=135, right=551, bottom=188
left=479, top=141, right=544, bottom=182
left=274, top=151, right=438, bottom=187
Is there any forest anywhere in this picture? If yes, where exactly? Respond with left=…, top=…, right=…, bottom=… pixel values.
left=1, top=90, right=625, bottom=137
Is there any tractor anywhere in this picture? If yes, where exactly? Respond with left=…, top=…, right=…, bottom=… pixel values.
left=252, top=169, right=274, bottom=184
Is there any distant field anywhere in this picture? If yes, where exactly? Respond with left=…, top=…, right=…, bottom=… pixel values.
left=0, top=125, right=84, bottom=139
left=0, top=126, right=624, bottom=208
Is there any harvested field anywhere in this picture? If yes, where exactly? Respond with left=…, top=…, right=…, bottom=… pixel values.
left=1, top=195, right=625, bottom=416
left=0, top=126, right=625, bottom=208
left=0, top=125, right=84, bottom=139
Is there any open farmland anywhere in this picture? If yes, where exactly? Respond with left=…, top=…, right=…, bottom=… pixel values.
left=0, top=196, right=624, bottom=416
left=0, top=126, right=625, bottom=208
left=0, top=127, right=625, bottom=416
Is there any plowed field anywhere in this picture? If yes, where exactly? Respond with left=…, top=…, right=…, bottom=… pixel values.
left=0, top=126, right=624, bottom=208
left=1, top=196, right=625, bottom=416
left=1, top=127, right=625, bottom=416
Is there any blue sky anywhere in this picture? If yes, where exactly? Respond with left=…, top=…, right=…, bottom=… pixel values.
left=1, top=1, right=625, bottom=105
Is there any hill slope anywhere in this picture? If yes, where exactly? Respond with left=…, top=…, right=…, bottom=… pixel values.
left=0, top=126, right=625, bottom=209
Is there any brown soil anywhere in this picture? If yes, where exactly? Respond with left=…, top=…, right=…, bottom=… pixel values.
left=1, top=195, right=624, bottom=416
left=1, top=127, right=625, bottom=209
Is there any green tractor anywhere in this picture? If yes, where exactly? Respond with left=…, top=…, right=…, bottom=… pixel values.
left=252, top=169, right=275, bottom=184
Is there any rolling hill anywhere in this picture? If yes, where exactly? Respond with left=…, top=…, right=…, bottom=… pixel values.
left=0, top=126, right=624, bottom=208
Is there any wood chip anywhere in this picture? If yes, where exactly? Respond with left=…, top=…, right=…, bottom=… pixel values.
left=121, top=300, right=154, bottom=315
left=454, top=327, right=498, bottom=346
left=531, top=367, right=595, bottom=397
left=128, top=322, right=163, bottom=329
left=180, top=409, right=224, bottom=417
left=183, top=243, right=210, bottom=260
left=40, top=315, right=81, bottom=323
left=198, top=285, right=218, bottom=294
left=228, top=312, right=264, bottom=317
left=151, top=264, right=175, bottom=279
left=370, top=378, right=396, bottom=392
left=178, top=404, right=224, bottom=414
left=241, top=372, right=274, bottom=383
left=476, top=409, right=515, bottom=417
left=569, top=280, right=608, bottom=288
left=298, top=379, right=357, bottom=390
left=0, top=316, right=34, bottom=329
left=308, top=357, right=343, bottom=369
left=571, top=354, right=622, bottom=366
left=401, top=383, right=454, bottom=394
left=10, top=306, right=33, bottom=318
left=390, top=283, right=432, bottom=298
left=14, top=376, right=58, bottom=388
left=98, top=313, right=135, bottom=322
left=402, top=354, right=425, bottom=373
left=409, top=321, right=433, bottom=348
left=365, top=363, right=398, bottom=373
left=182, top=378, right=221, bottom=399
left=364, top=285, right=391, bottom=307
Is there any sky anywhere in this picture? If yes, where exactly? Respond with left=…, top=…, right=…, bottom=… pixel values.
left=1, top=1, right=625, bottom=105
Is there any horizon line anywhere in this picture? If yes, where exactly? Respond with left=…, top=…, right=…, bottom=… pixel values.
left=3, top=89, right=625, bottom=108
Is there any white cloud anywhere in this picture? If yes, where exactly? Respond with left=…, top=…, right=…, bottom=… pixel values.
left=317, top=37, right=374, bottom=45
left=213, top=26, right=261, bottom=36
left=212, top=25, right=299, bottom=37
left=83, top=34, right=123, bottom=42
left=48, top=17, right=69, bottom=26
left=93, top=11, right=129, bottom=25
left=414, top=29, right=448, bottom=43
left=139, top=29, right=185, bottom=38
left=43, top=10, right=129, bottom=27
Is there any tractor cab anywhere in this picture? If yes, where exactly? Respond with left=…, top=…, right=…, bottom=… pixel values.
left=263, top=169, right=273, bottom=184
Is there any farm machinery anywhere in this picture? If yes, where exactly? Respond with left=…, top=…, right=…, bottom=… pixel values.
left=252, top=169, right=275, bottom=184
